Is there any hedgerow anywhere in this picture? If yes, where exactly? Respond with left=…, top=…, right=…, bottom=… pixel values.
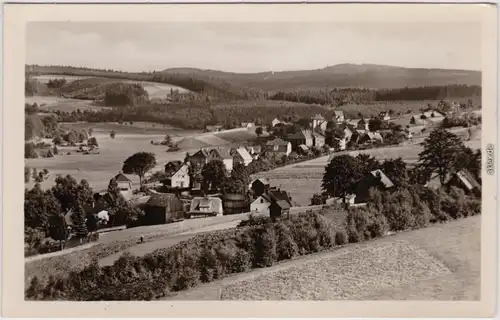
left=27, top=185, right=480, bottom=301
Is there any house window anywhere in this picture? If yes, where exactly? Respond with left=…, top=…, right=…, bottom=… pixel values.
left=260, top=198, right=264, bottom=203
left=273, top=145, right=279, bottom=151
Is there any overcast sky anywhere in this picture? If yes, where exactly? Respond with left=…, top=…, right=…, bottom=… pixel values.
left=26, top=22, right=481, bottom=73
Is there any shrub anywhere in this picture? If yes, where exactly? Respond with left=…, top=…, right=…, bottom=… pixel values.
left=252, top=226, right=277, bottom=268
left=274, top=221, right=299, bottom=261
left=25, top=143, right=38, bottom=159
left=335, top=230, right=348, bottom=245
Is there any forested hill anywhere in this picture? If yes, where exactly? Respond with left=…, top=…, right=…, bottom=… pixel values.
left=161, top=64, right=481, bottom=91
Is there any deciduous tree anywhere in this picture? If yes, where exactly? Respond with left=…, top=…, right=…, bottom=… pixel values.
left=122, top=152, right=157, bottom=187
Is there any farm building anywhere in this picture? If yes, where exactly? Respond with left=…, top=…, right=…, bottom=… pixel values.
left=231, top=147, right=253, bottom=166
left=223, top=193, right=249, bottom=215
left=164, top=161, right=190, bottom=189
left=311, top=114, right=326, bottom=130
left=350, top=129, right=367, bottom=144
left=334, top=111, right=345, bottom=123
left=355, top=170, right=395, bottom=203
left=312, top=131, right=326, bottom=149
left=286, top=129, right=313, bottom=150
left=143, top=193, right=185, bottom=225
left=189, top=196, right=223, bottom=216
left=264, top=138, right=292, bottom=157
left=250, top=178, right=271, bottom=197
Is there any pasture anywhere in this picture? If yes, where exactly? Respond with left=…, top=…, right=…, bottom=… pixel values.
left=25, top=96, right=106, bottom=113
left=167, top=215, right=480, bottom=300
left=25, top=123, right=201, bottom=191
left=32, top=74, right=191, bottom=100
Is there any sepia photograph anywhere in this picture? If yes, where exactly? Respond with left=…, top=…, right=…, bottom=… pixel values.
left=2, top=3, right=498, bottom=318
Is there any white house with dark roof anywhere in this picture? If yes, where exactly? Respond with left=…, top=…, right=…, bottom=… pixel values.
left=334, top=111, right=345, bottom=123
left=164, top=161, right=190, bottom=189
left=111, top=172, right=132, bottom=198
left=311, top=114, right=326, bottom=130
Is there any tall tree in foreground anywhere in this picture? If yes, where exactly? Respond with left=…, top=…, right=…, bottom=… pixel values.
left=418, top=128, right=465, bottom=185
left=322, top=155, right=362, bottom=202
left=122, top=152, right=157, bottom=187
left=48, top=213, right=69, bottom=250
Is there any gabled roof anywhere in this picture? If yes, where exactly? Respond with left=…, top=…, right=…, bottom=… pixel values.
left=113, top=172, right=131, bottom=182
left=190, top=196, right=223, bottom=213
left=311, top=114, right=325, bottom=121
left=146, top=193, right=179, bottom=208
left=370, top=170, right=394, bottom=189
left=267, top=188, right=293, bottom=207
left=265, top=138, right=290, bottom=146
left=298, top=144, right=309, bottom=151
left=334, top=111, right=345, bottom=117
left=365, top=132, right=384, bottom=141
left=211, top=147, right=233, bottom=160
left=233, top=147, right=253, bottom=163
left=455, top=169, right=481, bottom=191
left=164, top=161, right=184, bottom=178
left=287, top=129, right=312, bottom=140
left=251, top=178, right=270, bottom=186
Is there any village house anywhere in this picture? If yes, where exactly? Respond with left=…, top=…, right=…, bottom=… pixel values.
left=334, top=111, right=345, bottom=123
left=286, top=129, right=314, bottom=150
left=447, top=170, right=481, bottom=196
left=426, top=169, right=481, bottom=197
left=249, top=178, right=271, bottom=197
left=271, top=118, right=282, bottom=127
left=311, top=114, right=326, bottom=130
left=189, top=196, right=223, bottom=217
left=210, top=147, right=234, bottom=172
left=264, top=138, right=292, bottom=157
left=379, top=111, right=391, bottom=121
left=187, top=148, right=212, bottom=167
left=143, top=193, right=185, bottom=225
left=350, top=129, right=367, bottom=144
left=312, top=131, right=326, bottom=149
left=163, top=161, right=190, bottom=189
left=355, top=170, right=395, bottom=203
left=250, top=187, right=293, bottom=220
left=326, top=194, right=357, bottom=206
left=230, top=147, right=253, bottom=167
left=111, top=172, right=133, bottom=198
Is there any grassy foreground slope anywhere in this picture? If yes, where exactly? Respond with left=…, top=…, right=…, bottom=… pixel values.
left=167, top=215, right=480, bottom=300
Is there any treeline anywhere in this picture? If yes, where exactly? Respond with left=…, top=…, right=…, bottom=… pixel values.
left=104, top=83, right=149, bottom=107
left=55, top=102, right=336, bottom=130
left=27, top=65, right=262, bottom=102
left=269, top=85, right=481, bottom=106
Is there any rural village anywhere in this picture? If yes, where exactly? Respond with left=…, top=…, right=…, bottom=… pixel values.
left=23, top=23, right=483, bottom=302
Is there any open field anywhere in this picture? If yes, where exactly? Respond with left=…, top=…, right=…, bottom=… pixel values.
left=25, top=96, right=107, bottom=112
left=166, top=215, right=480, bottom=300
left=32, top=74, right=191, bottom=99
